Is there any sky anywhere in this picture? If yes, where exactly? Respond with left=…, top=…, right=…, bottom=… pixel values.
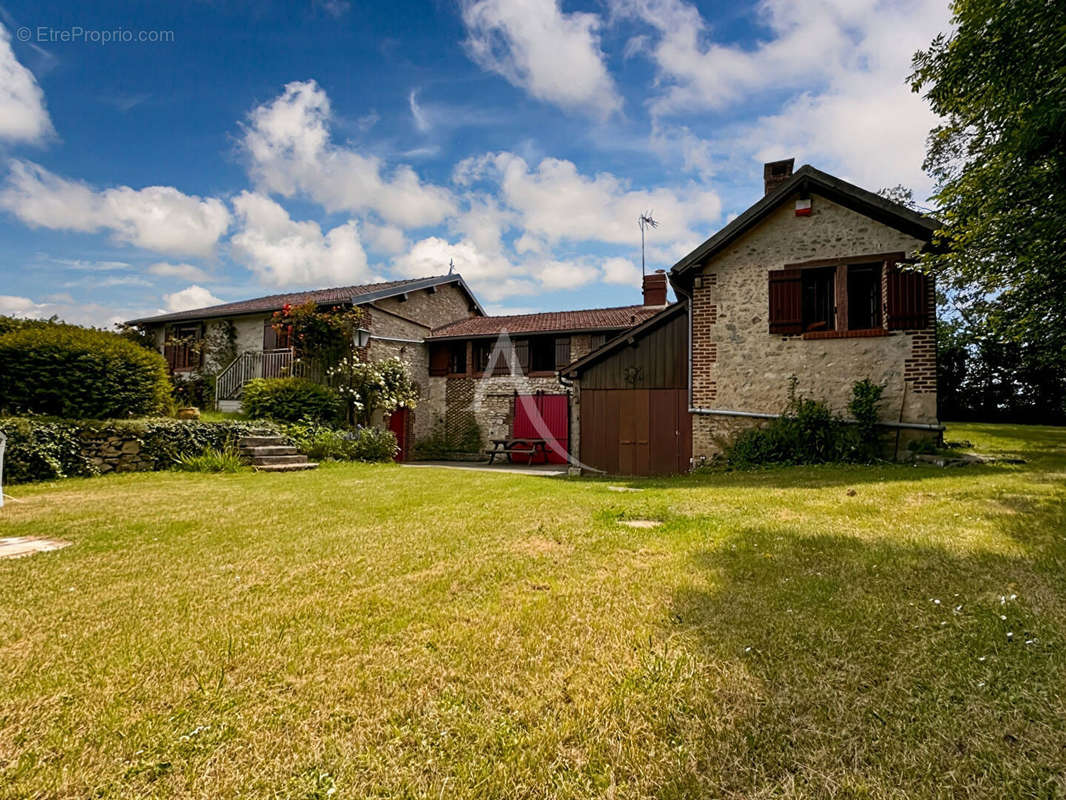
left=0, top=0, right=952, bottom=327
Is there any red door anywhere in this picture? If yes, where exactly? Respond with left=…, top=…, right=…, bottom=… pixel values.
left=387, top=408, right=409, bottom=462
left=513, top=393, right=569, bottom=464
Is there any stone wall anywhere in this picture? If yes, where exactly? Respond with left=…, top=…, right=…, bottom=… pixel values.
left=690, top=191, right=937, bottom=459
left=78, top=430, right=153, bottom=474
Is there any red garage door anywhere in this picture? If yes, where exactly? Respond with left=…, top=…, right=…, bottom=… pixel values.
left=513, top=393, right=569, bottom=464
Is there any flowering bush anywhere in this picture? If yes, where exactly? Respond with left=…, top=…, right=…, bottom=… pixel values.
left=328, top=356, right=417, bottom=426
left=270, top=301, right=368, bottom=368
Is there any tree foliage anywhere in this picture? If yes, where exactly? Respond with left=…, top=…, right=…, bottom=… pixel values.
left=910, top=0, right=1066, bottom=388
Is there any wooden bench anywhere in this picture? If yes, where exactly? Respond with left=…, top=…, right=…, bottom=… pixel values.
left=486, top=438, right=549, bottom=465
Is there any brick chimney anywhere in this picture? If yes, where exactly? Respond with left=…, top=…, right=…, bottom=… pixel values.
left=763, top=158, right=795, bottom=195
left=642, top=269, right=668, bottom=306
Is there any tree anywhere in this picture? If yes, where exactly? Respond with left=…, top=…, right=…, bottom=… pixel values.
left=910, top=0, right=1066, bottom=400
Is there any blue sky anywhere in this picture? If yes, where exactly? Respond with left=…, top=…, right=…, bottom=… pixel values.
left=0, top=0, right=950, bottom=326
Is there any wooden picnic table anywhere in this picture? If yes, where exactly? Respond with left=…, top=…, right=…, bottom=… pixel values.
left=486, top=437, right=550, bottom=465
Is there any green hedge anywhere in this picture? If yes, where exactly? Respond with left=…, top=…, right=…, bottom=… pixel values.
left=0, top=322, right=172, bottom=418
left=0, top=418, right=276, bottom=484
left=242, top=378, right=342, bottom=423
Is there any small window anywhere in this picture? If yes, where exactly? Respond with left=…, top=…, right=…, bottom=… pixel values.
left=528, top=336, right=555, bottom=372
left=588, top=333, right=607, bottom=350
left=801, top=268, right=835, bottom=332
left=473, top=340, right=492, bottom=373
left=449, top=342, right=467, bottom=375
left=164, top=323, right=202, bottom=371
left=847, top=263, right=882, bottom=330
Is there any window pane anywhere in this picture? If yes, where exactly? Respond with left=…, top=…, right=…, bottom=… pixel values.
left=847, top=263, right=882, bottom=330
left=801, top=268, right=835, bottom=331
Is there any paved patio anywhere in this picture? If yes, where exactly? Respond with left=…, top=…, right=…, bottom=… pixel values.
left=0, top=537, right=70, bottom=559
left=401, top=461, right=568, bottom=477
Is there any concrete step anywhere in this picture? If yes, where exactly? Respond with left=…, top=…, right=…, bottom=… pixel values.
left=248, top=454, right=309, bottom=466
left=238, top=435, right=289, bottom=448
left=253, top=462, right=319, bottom=472
left=240, top=445, right=299, bottom=457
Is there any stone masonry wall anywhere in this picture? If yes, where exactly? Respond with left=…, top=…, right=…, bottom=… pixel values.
left=690, top=191, right=937, bottom=460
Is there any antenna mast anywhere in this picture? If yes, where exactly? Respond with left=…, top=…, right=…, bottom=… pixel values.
left=638, top=211, right=658, bottom=276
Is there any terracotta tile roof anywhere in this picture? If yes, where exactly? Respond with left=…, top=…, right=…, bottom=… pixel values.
left=429, top=304, right=665, bottom=339
left=128, top=275, right=478, bottom=325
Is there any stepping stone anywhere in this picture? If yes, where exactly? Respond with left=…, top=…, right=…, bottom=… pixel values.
left=618, top=519, right=662, bottom=529
left=0, top=537, right=70, bottom=559
left=607, top=486, right=643, bottom=493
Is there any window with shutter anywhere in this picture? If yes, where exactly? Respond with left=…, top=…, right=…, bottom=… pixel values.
left=886, top=263, right=929, bottom=330
left=554, top=336, right=571, bottom=369
left=429, top=342, right=450, bottom=376
left=768, top=269, right=803, bottom=334
left=514, top=339, right=529, bottom=372
left=164, top=323, right=202, bottom=371
left=449, top=342, right=467, bottom=375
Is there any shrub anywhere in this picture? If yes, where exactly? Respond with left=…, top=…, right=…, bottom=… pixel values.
left=0, top=322, right=172, bottom=418
left=724, top=378, right=886, bottom=468
left=281, top=419, right=397, bottom=462
left=242, top=378, right=341, bottom=423
left=173, top=447, right=244, bottom=473
left=413, top=417, right=482, bottom=459
left=0, top=418, right=276, bottom=483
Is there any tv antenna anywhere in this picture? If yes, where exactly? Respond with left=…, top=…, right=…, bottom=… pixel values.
left=638, top=212, right=658, bottom=275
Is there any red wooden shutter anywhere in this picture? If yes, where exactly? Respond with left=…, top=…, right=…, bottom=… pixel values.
left=429, top=343, right=450, bottom=376
left=554, top=336, right=571, bottom=369
left=886, top=263, right=929, bottom=330
left=768, top=269, right=803, bottom=334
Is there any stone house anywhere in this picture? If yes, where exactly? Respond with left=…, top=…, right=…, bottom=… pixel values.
left=564, top=160, right=941, bottom=473
left=128, top=272, right=667, bottom=458
left=131, top=159, right=940, bottom=472
left=129, top=275, right=484, bottom=451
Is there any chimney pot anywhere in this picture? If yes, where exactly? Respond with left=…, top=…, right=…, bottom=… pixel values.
left=763, top=158, right=795, bottom=195
left=642, top=270, right=668, bottom=306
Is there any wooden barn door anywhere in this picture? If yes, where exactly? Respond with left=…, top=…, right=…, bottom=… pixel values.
left=513, top=393, right=569, bottom=463
left=581, top=389, right=690, bottom=475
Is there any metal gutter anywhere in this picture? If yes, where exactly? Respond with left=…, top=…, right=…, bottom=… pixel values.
left=687, top=406, right=945, bottom=431
left=370, top=334, right=424, bottom=345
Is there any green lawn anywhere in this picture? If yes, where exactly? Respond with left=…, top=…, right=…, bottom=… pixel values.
left=2, top=423, right=1065, bottom=799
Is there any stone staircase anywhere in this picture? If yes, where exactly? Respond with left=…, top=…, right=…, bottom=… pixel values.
left=238, top=435, right=318, bottom=472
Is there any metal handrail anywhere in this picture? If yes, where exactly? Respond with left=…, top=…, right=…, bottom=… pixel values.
left=214, top=349, right=300, bottom=407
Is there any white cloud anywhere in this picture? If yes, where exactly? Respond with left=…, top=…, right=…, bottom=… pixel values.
left=460, top=0, right=621, bottom=119
left=617, top=0, right=950, bottom=193
left=242, top=80, right=455, bottom=228
left=408, top=89, right=431, bottom=133
left=534, top=260, right=598, bottom=290
left=163, top=285, right=223, bottom=312
left=0, top=160, right=231, bottom=257
left=147, top=262, right=212, bottom=282
left=362, top=222, right=408, bottom=255
left=391, top=236, right=535, bottom=301
left=601, top=256, right=642, bottom=287
left=0, top=24, right=53, bottom=143
left=0, top=293, right=144, bottom=328
left=459, top=151, right=722, bottom=250
left=230, top=191, right=375, bottom=287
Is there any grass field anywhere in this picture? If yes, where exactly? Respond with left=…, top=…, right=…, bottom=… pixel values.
left=1, top=423, right=1065, bottom=799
